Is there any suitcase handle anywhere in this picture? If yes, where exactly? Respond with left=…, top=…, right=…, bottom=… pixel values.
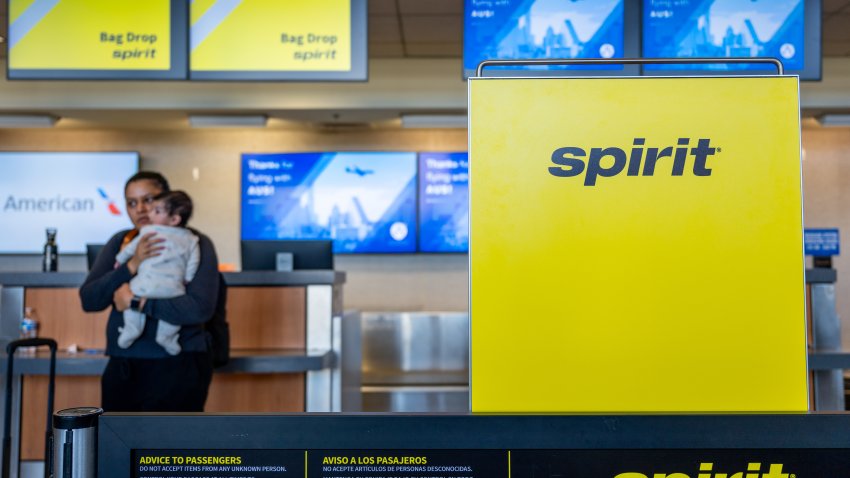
left=6, top=338, right=58, bottom=354
left=2, top=338, right=58, bottom=478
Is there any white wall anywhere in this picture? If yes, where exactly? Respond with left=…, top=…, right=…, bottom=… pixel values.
left=0, top=59, right=468, bottom=111
left=0, top=127, right=470, bottom=312
left=802, top=126, right=850, bottom=347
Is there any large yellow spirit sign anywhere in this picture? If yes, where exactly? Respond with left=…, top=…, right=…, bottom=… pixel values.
left=469, top=76, right=808, bottom=412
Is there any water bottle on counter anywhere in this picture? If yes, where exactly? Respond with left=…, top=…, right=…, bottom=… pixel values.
left=20, top=307, right=39, bottom=355
left=43, top=227, right=58, bottom=272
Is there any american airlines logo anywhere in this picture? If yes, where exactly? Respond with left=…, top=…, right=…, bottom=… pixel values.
left=3, top=188, right=121, bottom=215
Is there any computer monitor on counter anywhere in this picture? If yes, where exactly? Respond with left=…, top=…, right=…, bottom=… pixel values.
left=240, top=240, right=334, bottom=271
left=86, top=244, right=105, bottom=270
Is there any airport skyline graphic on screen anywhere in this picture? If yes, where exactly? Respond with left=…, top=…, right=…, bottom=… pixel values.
left=418, top=152, right=469, bottom=253
left=643, top=0, right=804, bottom=70
left=241, top=152, right=417, bottom=254
left=464, top=0, right=624, bottom=72
left=0, top=152, right=138, bottom=253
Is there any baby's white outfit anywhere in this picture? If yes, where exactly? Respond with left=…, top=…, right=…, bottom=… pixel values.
left=114, top=224, right=200, bottom=355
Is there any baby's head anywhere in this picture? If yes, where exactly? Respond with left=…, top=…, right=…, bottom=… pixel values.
left=149, top=190, right=193, bottom=228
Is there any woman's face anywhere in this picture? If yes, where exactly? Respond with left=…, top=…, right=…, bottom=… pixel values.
left=125, top=179, right=164, bottom=228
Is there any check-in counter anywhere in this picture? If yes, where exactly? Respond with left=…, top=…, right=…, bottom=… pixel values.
left=805, top=267, right=845, bottom=410
left=0, top=270, right=356, bottom=464
left=358, top=269, right=844, bottom=413
left=361, top=312, right=468, bottom=412
left=98, top=414, right=850, bottom=477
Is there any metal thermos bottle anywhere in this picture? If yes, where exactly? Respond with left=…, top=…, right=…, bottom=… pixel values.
left=42, top=228, right=58, bottom=272
left=52, top=407, right=103, bottom=478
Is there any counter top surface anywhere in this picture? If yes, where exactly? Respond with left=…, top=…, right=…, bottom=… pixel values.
left=362, top=370, right=469, bottom=386
left=2, top=269, right=827, bottom=287
left=8, top=352, right=843, bottom=375
left=808, top=350, right=850, bottom=371
left=806, top=268, right=837, bottom=284
left=0, top=270, right=345, bottom=287
left=223, top=270, right=345, bottom=286
left=0, top=348, right=334, bottom=375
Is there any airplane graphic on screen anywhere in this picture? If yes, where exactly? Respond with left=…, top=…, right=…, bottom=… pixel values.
left=345, top=165, right=374, bottom=177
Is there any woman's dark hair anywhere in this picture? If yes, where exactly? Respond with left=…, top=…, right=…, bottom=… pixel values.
left=125, top=171, right=170, bottom=193
left=153, top=190, right=193, bottom=227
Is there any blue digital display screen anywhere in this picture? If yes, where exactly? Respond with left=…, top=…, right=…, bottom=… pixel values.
left=804, top=228, right=840, bottom=256
left=464, top=0, right=625, bottom=73
left=643, top=0, right=805, bottom=71
left=418, top=152, right=469, bottom=253
left=241, top=152, right=417, bottom=254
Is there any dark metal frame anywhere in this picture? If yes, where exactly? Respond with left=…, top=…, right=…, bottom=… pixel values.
left=190, top=0, right=368, bottom=81
left=475, top=57, right=785, bottom=78
left=7, top=0, right=188, bottom=80
left=99, top=414, right=850, bottom=477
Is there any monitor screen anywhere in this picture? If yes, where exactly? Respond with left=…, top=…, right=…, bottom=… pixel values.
left=463, top=0, right=640, bottom=77
left=86, top=243, right=105, bottom=270
left=241, top=240, right=334, bottom=270
left=7, top=0, right=187, bottom=80
left=418, top=152, right=469, bottom=253
left=241, top=152, right=417, bottom=254
left=642, top=0, right=821, bottom=80
left=190, top=0, right=367, bottom=81
left=0, top=152, right=138, bottom=253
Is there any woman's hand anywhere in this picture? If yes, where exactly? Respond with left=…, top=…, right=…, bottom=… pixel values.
left=113, top=284, right=146, bottom=312
left=113, top=284, right=133, bottom=311
left=126, top=232, right=165, bottom=275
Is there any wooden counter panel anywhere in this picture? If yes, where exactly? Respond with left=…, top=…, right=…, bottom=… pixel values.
left=18, top=286, right=309, bottom=459
left=206, top=373, right=304, bottom=412
left=20, top=373, right=306, bottom=459
left=227, top=287, right=306, bottom=349
left=21, top=376, right=100, bottom=460
left=25, top=288, right=108, bottom=350
left=20, top=289, right=107, bottom=460
left=24, top=287, right=306, bottom=351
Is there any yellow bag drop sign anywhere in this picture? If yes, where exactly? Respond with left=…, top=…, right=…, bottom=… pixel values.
left=9, top=0, right=172, bottom=70
left=191, top=0, right=351, bottom=72
left=469, top=76, right=808, bottom=413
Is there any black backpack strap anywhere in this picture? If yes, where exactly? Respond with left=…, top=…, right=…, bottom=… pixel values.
left=205, top=273, right=230, bottom=368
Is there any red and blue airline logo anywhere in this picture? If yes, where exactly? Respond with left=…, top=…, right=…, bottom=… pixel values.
left=97, top=188, right=122, bottom=216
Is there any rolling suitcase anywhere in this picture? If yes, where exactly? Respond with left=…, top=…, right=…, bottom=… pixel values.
left=2, top=338, right=57, bottom=478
